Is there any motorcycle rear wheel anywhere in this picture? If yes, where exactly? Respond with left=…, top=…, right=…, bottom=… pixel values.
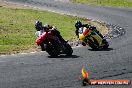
left=102, top=39, right=109, bottom=49
left=65, top=44, right=73, bottom=56
left=103, top=43, right=109, bottom=49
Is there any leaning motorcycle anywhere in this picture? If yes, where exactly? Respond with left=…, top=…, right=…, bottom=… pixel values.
left=78, top=27, right=109, bottom=50
left=36, top=31, right=73, bottom=57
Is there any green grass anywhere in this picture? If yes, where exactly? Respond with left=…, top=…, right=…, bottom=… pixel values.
left=0, top=6, right=90, bottom=54
left=70, top=0, right=132, bottom=8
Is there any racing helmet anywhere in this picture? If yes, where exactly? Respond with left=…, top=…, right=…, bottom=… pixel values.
left=35, top=21, right=43, bottom=31
left=75, top=21, right=82, bottom=29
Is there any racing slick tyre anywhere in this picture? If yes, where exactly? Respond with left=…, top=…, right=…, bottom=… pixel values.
left=103, top=43, right=109, bottom=49
left=45, top=44, right=59, bottom=57
left=102, top=39, right=109, bottom=49
left=86, top=38, right=99, bottom=50
left=82, top=42, right=86, bottom=46
left=91, top=45, right=98, bottom=50
left=65, top=44, right=73, bottom=56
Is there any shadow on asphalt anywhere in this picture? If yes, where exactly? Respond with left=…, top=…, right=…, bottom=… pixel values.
left=88, top=48, right=113, bottom=51
left=48, top=55, right=80, bottom=58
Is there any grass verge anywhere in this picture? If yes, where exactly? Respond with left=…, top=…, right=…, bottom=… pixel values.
left=0, top=2, right=108, bottom=55
left=70, top=0, right=132, bottom=8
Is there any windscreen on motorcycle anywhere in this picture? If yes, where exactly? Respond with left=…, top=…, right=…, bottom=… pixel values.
left=78, top=27, right=83, bottom=34
left=79, top=27, right=90, bottom=41
left=78, top=27, right=90, bottom=36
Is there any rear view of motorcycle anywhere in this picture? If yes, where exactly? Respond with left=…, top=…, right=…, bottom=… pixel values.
left=36, top=31, right=73, bottom=57
left=78, top=27, right=109, bottom=50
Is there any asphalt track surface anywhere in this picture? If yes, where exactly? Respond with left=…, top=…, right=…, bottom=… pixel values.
left=1, top=0, right=132, bottom=88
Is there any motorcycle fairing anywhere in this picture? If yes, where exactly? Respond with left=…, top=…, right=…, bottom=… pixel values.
left=79, top=27, right=104, bottom=47
left=35, top=32, right=48, bottom=45
left=79, top=27, right=90, bottom=40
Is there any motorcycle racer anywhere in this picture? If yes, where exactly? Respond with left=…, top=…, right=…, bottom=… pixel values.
left=43, top=24, right=66, bottom=43
left=35, top=21, right=66, bottom=51
left=75, top=21, right=109, bottom=49
left=35, top=21, right=46, bottom=51
left=75, top=21, right=104, bottom=39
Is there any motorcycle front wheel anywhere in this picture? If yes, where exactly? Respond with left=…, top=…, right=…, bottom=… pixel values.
left=86, top=39, right=99, bottom=50
left=45, top=44, right=59, bottom=57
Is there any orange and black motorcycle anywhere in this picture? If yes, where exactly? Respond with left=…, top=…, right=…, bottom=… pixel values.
left=78, top=27, right=109, bottom=50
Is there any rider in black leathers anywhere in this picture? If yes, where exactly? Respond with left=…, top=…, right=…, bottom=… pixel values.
left=35, top=21, right=66, bottom=51
left=75, top=21, right=104, bottom=46
left=75, top=21, right=104, bottom=38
